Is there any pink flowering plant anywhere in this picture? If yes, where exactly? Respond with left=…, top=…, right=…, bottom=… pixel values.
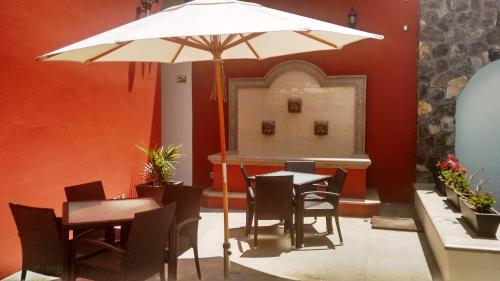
left=436, top=154, right=470, bottom=195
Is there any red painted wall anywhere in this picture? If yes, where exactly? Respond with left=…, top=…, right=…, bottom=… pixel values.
left=192, top=0, right=418, bottom=203
left=0, top=1, right=161, bottom=276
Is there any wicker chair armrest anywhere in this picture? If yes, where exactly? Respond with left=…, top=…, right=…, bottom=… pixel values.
left=176, top=216, right=201, bottom=236
left=74, top=238, right=126, bottom=255
left=300, top=191, right=340, bottom=199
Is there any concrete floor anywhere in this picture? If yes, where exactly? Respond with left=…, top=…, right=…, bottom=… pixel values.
left=4, top=204, right=442, bottom=281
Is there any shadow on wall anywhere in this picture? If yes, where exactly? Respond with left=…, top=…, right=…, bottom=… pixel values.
left=456, top=60, right=500, bottom=208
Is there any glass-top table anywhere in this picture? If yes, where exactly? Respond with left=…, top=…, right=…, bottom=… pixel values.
left=60, top=198, right=176, bottom=280
left=248, top=170, right=332, bottom=186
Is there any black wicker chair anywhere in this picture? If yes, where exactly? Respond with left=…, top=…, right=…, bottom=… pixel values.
left=285, top=160, right=318, bottom=192
left=64, top=181, right=106, bottom=202
left=162, top=184, right=204, bottom=280
left=297, top=168, right=348, bottom=247
left=9, top=203, right=64, bottom=281
left=284, top=161, right=316, bottom=174
left=64, top=181, right=116, bottom=244
left=72, top=203, right=176, bottom=281
left=240, top=164, right=255, bottom=236
left=253, top=175, right=295, bottom=247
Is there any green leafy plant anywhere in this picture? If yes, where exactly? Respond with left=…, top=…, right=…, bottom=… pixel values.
left=137, top=143, right=182, bottom=186
left=468, top=175, right=494, bottom=213
left=468, top=192, right=496, bottom=213
left=439, top=169, right=471, bottom=195
left=436, top=154, right=470, bottom=195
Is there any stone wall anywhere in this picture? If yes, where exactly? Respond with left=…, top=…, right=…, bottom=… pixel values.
left=417, top=0, right=500, bottom=182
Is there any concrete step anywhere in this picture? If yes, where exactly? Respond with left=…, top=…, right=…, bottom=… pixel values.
left=202, top=188, right=380, bottom=217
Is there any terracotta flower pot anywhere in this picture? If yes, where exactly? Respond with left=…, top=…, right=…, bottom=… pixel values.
left=434, top=178, right=446, bottom=195
left=445, top=185, right=461, bottom=211
left=459, top=197, right=500, bottom=238
left=136, top=181, right=183, bottom=204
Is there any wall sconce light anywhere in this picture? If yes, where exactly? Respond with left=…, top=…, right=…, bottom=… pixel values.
left=348, top=8, right=358, bottom=29
left=136, top=0, right=159, bottom=18
left=176, top=75, right=187, bottom=83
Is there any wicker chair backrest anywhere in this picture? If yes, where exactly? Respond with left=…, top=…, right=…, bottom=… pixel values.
left=285, top=161, right=316, bottom=174
left=327, top=168, right=348, bottom=195
left=162, top=185, right=203, bottom=223
left=255, top=175, right=294, bottom=220
left=64, top=181, right=106, bottom=202
left=9, top=203, right=63, bottom=277
left=122, top=203, right=176, bottom=280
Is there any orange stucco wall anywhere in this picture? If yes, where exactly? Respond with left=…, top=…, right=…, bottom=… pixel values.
left=0, top=1, right=162, bottom=276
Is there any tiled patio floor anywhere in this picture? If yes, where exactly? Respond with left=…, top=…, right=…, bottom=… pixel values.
left=4, top=204, right=442, bottom=281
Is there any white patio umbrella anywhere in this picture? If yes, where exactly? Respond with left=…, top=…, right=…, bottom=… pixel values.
left=38, top=0, right=383, bottom=278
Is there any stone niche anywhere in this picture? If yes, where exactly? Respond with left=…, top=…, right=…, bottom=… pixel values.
left=228, top=60, right=366, bottom=158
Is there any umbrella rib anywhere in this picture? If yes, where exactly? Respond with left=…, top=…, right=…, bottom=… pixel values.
left=220, top=34, right=237, bottom=49
left=295, top=31, right=339, bottom=49
left=171, top=44, right=184, bottom=63
left=85, top=41, right=133, bottom=63
left=161, top=37, right=211, bottom=51
left=187, top=36, right=208, bottom=47
left=199, top=36, right=212, bottom=46
left=37, top=52, right=60, bottom=61
left=238, top=33, right=260, bottom=59
left=223, top=32, right=265, bottom=50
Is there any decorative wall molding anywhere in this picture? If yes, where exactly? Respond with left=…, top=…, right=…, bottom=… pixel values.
left=228, top=60, right=366, bottom=154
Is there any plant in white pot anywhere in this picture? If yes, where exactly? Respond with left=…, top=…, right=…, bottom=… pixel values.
left=459, top=177, right=500, bottom=237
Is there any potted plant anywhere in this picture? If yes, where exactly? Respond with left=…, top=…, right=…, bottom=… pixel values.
left=459, top=179, right=500, bottom=237
left=432, top=165, right=446, bottom=195
left=436, top=154, right=470, bottom=210
left=136, top=144, right=183, bottom=202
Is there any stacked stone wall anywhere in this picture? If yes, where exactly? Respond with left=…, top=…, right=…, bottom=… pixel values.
left=417, top=0, right=500, bottom=182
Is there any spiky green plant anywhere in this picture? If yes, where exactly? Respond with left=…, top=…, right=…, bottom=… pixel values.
left=137, top=144, right=182, bottom=186
left=469, top=192, right=496, bottom=213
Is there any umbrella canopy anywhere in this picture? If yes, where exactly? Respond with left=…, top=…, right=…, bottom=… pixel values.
left=38, top=0, right=383, bottom=278
left=38, top=0, right=383, bottom=63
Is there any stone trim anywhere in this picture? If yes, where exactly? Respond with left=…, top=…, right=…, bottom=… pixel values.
left=207, top=151, right=371, bottom=169
left=228, top=60, right=367, bottom=154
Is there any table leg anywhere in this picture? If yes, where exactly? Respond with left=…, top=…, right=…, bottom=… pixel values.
left=168, top=216, right=177, bottom=281
left=294, top=186, right=302, bottom=249
left=62, top=227, right=70, bottom=281
left=296, top=205, right=302, bottom=249
left=120, top=222, right=132, bottom=247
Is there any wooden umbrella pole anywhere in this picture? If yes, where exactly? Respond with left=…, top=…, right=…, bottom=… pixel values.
left=214, top=58, right=231, bottom=279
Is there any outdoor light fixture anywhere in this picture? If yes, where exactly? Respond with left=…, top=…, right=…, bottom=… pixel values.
left=136, top=0, right=159, bottom=18
left=348, top=8, right=358, bottom=29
